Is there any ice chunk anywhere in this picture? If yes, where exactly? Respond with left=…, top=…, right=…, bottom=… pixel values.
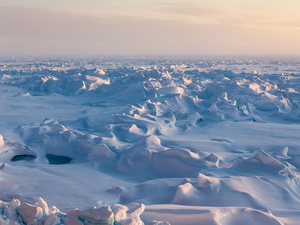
left=127, top=203, right=145, bottom=217
left=118, top=217, right=144, bottom=225
left=0, top=134, right=5, bottom=147
left=94, top=68, right=106, bottom=75
left=9, top=199, right=20, bottom=208
left=43, top=214, right=61, bottom=225
left=147, top=221, right=171, bottom=225
left=38, top=197, right=49, bottom=217
left=111, top=204, right=129, bottom=222
left=64, top=218, right=84, bottom=225
left=66, top=206, right=114, bottom=225
left=110, top=203, right=145, bottom=225
left=18, top=203, right=43, bottom=225
left=4, top=205, right=19, bottom=222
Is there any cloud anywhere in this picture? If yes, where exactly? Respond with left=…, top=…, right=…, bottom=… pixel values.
left=0, top=7, right=205, bottom=55
left=149, top=2, right=224, bottom=24
left=148, top=1, right=300, bottom=32
left=0, top=6, right=299, bottom=56
left=279, top=20, right=300, bottom=30
left=152, top=2, right=220, bottom=17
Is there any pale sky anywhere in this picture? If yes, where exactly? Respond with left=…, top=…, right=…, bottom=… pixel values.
left=1, top=0, right=300, bottom=56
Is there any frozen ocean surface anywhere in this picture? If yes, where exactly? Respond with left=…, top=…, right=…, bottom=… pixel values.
left=0, top=56, right=300, bottom=224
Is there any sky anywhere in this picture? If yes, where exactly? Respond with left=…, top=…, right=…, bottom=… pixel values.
left=0, top=0, right=300, bottom=56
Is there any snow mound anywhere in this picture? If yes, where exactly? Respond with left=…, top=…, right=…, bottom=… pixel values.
left=143, top=205, right=284, bottom=225
left=16, top=120, right=115, bottom=163
left=232, top=151, right=286, bottom=174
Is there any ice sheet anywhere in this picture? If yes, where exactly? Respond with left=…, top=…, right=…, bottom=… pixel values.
left=0, top=56, right=300, bottom=224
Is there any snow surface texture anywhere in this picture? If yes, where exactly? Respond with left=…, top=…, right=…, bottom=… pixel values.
left=1, top=56, right=300, bottom=224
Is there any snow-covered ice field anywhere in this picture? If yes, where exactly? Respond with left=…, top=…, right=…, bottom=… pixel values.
left=0, top=56, right=300, bottom=224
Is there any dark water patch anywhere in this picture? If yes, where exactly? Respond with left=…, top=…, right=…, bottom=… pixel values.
left=46, top=154, right=72, bottom=164
left=11, top=154, right=37, bottom=162
left=210, top=138, right=232, bottom=143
